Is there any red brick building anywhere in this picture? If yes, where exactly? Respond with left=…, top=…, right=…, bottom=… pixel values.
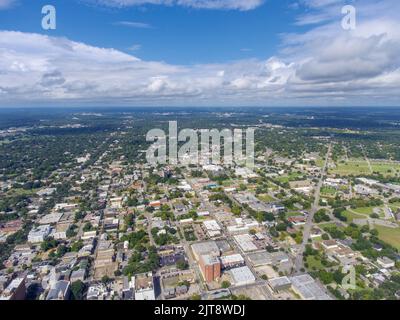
left=199, top=254, right=221, bottom=283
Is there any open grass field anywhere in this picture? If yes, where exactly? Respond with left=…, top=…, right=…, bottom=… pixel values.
left=342, top=210, right=366, bottom=222
left=275, top=172, right=304, bottom=184
left=257, top=194, right=275, bottom=202
left=330, top=158, right=400, bottom=177
left=352, top=207, right=374, bottom=215
left=285, top=211, right=303, bottom=218
left=330, top=159, right=371, bottom=176
left=374, top=225, right=400, bottom=250
left=320, top=222, right=344, bottom=230
left=370, top=162, right=400, bottom=176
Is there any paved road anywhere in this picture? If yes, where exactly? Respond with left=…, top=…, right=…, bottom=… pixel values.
left=143, top=211, right=156, bottom=246
left=293, top=143, right=332, bottom=274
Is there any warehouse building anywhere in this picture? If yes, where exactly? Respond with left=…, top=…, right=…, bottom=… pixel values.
left=233, top=234, right=258, bottom=252
left=230, top=266, right=256, bottom=286
left=268, top=276, right=292, bottom=292
left=290, top=274, right=332, bottom=300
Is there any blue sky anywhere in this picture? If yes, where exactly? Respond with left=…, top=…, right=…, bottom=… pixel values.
left=0, top=0, right=303, bottom=64
left=0, top=0, right=399, bottom=107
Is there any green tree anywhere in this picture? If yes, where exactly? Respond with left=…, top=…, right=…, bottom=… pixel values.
left=176, top=259, right=188, bottom=270
left=71, top=280, right=86, bottom=300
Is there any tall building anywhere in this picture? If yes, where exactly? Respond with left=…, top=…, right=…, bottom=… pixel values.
left=199, top=254, right=221, bottom=283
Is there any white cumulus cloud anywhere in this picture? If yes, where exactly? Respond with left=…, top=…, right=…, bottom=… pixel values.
left=0, top=0, right=400, bottom=106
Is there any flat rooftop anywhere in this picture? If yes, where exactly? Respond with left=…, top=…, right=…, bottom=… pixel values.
left=230, top=266, right=256, bottom=285
left=290, top=274, right=332, bottom=300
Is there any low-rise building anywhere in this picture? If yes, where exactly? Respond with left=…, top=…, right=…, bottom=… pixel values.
left=220, top=254, right=245, bottom=270
left=28, top=225, right=52, bottom=243
left=86, top=283, right=107, bottom=300
left=46, top=280, right=71, bottom=300
left=203, top=220, right=222, bottom=237
left=290, top=274, right=331, bottom=300
left=269, top=276, right=292, bottom=292
left=234, top=234, right=258, bottom=252
left=134, top=273, right=156, bottom=300
left=230, top=266, right=256, bottom=286
left=377, top=257, right=395, bottom=269
left=0, top=276, right=26, bottom=300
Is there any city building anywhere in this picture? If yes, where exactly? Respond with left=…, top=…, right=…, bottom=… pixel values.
left=269, top=276, right=292, bottom=292
left=134, top=273, right=156, bottom=300
left=377, top=257, right=395, bottom=269
left=234, top=234, right=258, bottom=252
left=199, top=254, right=221, bottom=283
left=220, top=254, right=245, bottom=270
left=0, top=276, right=26, bottom=300
left=290, top=274, right=332, bottom=300
left=28, top=225, right=52, bottom=243
left=230, top=266, right=256, bottom=286
left=191, top=241, right=220, bottom=261
left=46, top=280, right=71, bottom=300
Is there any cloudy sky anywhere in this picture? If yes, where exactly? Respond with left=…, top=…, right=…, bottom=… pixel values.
left=0, top=0, right=399, bottom=107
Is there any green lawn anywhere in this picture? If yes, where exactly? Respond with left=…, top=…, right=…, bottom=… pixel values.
left=321, top=186, right=337, bottom=195
left=222, top=179, right=234, bottom=187
left=374, top=225, right=400, bottom=250
left=311, top=235, right=323, bottom=243
left=389, top=202, right=400, bottom=208
left=351, top=206, right=388, bottom=218
left=342, top=210, right=366, bottom=222
left=306, top=256, right=324, bottom=271
left=370, top=162, right=400, bottom=177
left=320, top=222, right=344, bottom=230
left=330, top=159, right=371, bottom=176
left=285, top=211, right=303, bottom=218
left=316, top=159, right=325, bottom=168
left=276, top=172, right=304, bottom=184
left=389, top=205, right=399, bottom=213
left=352, top=207, right=374, bottom=215
left=257, top=194, right=274, bottom=202
left=7, top=188, right=39, bottom=196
